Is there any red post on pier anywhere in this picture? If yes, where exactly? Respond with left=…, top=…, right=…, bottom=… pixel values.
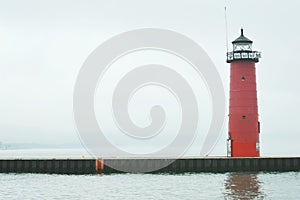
left=226, top=29, right=262, bottom=157
left=95, top=159, right=104, bottom=173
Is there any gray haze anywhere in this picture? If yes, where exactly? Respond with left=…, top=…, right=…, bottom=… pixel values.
left=0, top=0, right=299, bottom=156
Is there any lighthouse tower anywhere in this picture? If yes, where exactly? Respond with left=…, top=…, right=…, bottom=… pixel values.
left=227, top=29, right=262, bottom=157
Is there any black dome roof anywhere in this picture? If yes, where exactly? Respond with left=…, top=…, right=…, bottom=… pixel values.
left=232, top=29, right=253, bottom=44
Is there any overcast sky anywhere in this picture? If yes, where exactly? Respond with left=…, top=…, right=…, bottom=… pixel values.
left=0, top=0, right=299, bottom=156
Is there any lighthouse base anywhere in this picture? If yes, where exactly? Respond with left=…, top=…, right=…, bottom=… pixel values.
left=231, top=142, right=260, bottom=157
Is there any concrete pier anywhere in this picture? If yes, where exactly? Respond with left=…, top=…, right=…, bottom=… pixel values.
left=0, top=159, right=95, bottom=174
left=0, top=157, right=299, bottom=174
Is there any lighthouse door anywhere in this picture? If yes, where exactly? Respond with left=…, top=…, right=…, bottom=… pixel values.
left=227, top=137, right=232, bottom=157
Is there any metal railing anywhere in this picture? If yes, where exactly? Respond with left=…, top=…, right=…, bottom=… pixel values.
left=227, top=51, right=261, bottom=63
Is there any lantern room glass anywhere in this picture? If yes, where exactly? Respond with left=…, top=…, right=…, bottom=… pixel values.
left=233, top=42, right=252, bottom=51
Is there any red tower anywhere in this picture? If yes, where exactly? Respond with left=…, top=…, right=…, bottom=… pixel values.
left=227, top=29, right=262, bottom=157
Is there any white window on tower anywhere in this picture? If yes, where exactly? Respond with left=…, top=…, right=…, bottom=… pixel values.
left=242, top=52, right=248, bottom=58
left=234, top=53, right=241, bottom=59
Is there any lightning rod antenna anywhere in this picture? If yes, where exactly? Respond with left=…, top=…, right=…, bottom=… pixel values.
left=224, top=4, right=229, bottom=53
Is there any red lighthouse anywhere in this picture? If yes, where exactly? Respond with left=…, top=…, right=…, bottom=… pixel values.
left=227, top=29, right=262, bottom=157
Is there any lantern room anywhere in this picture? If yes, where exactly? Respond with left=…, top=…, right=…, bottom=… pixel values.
left=227, top=29, right=261, bottom=63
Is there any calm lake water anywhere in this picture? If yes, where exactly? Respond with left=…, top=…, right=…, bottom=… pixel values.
left=0, top=172, right=299, bottom=199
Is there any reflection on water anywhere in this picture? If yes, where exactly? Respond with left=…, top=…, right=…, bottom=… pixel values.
left=224, top=173, right=264, bottom=199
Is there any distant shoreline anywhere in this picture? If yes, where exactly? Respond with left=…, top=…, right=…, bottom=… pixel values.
left=0, top=143, right=82, bottom=150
